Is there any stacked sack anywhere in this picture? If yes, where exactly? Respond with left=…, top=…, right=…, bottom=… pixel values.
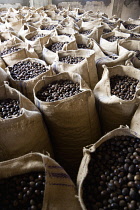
left=0, top=4, right=140, bottom=209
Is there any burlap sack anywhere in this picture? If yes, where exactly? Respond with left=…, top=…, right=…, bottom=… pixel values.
left=0, top=23, right=8, bottom=32
left=52, top=49, right=98, bottom=90
left=26, top=12, right=42, bottom=23
left=85, top=11, right=108, bottom=19
left=69, top=33, right=105, bottom=61
left=100, top=31, right=130, bottom=53
left=25, top=31, right=51, bottom=58
left=130, top=32, right=140, bottom=41
left=18, top=24, right=37, bottom=41
left=39, top=20, right=59, bottom=32
left=6, top=7, right=19, bottom=15
left=0, top=32, right=23, bottom=48
left=72, top=33, right=94, bottom=49
left=51, top=14, right=65, bottom=22
left=0, top=42, right=38, bottom=66
left=94, top=64, right=140, bottom=134
left=60, top=17, right=81, bottom=31
left=0, top=152, right=81, bottom=210
left=81, top=18, right=102, bottom=28
left=74, top=8, right=85, bottom=17
left=79, top=23, right=104, bottom=43
left=54, top=26, right=77, bottom=37
left=0, top=83, right=53, bottom=161
left=27, top=19, right=45, bottom=29
left=101, top=21, right=112, bottom=34
left=102, top=17, right=121, bottom=30
left=6, top=57, right=52, bottom=102
left=44, top=10, right=56, bottom=19
left=6, top=18, right=26, bottom=32
left=0, top=8, right=8, bottom=17
left=33, top=72, right=101, bottom=181
left=43, top=35, right=77, bottom=65
left=81, top=16, right=97, bottom=22
left=120, top=19, right=140, bottom=34
left=0, top=67, right=9, bottom=85
left=77, top=126, right=139, bottom=210
left=96, top=45, right=134, bottom=79
left=130, top=104, right=140, bottom=135
left=119, top=40, right=140, bottom=68
left=0, top=31, right=15, bottom=43
left=44, top=4, right=57, bottom=11
left=0, top=57, right=6, bottom=69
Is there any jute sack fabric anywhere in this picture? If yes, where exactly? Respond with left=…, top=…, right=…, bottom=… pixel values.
left=0, top=67, right=9, bottom=86
left=52, top=49, right=98, bottom=90
left=0, top=8, right=8, bottom=17
left=100, top=31, right=130, bottom=53
left=44, top=4, right=57, bottom=10
left=5, top=18, right=26, bottom=33
left=130, top=104, right=140, bottom=135
left=81, top=18, right=102, bottom=28
left=33, top=72, right=101, bottom=181
left=0, top=31, right=17, bottom=44
left=120, top=19, right=140, bottom=34
left=60, top=17, right=82, bottom=31
left=74, top=8, right=85, bottom=17
left=0, top=83, right=53, bottom=161
left=54, top=26, right=77, bottom=36
left=86, top=11, right=108, bottom=19
left=96, top=45, right=134, bottom=79
left=0, top=42, right=38, bottom=66
left=25, top=12, right=43, bottom=23
left=77, top=126, right=139, bottom=210
left=101, top=17, right=121, bottom=30
left=6, top=58, right=53, bottom=102
left=39, top=20, right=59, bottom=31
left=50, top=14, right=64, bottom=22
left=130, top=32, right=140, bottom=41
left=18, top=24, right=37, bottom=41
left=101, top=22, right=112, bottom=33
left=0, top=32, right=23, bottom=47
left=94, top=65, right=140, bottom=134
left=73, top=33, right=95, bottom=50
left=0, top=57, right=6, bottom=69
left=79, top=23, right=104, bottom=43
left=119, top=40, right=140, bottom=68
left=0, top=152, right=82, bottom=210
left=43, top=35, right=77, bottom=65
left=25, top=31, right=51, bottom=58
left=72, top=33, right=109, bottom=60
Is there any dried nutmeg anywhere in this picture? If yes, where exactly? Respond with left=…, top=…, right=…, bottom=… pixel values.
left=42, top=25, right=57, bottom=30
left=58, top=33, right=71, bottom=37
left=48, top=42, right=69, bottom=53
left=104, top=52, right=118, bottom=60
left=0, top=171, right=45, bottom=210
left=103, top=28, right=112, bottom=34
left=0, top=47, right=21, bottom=57
left=36, top=79, right=82, bottom=102
left=0, top=98, right=21, bottom=119
left=59, top=55, right=85, bottom=64
left=130, top=33, right=140, bottom=39
left=106, top=35, right=124, bottom=42
left=9, top=60, right=49, bottom=81
left=124, top=24, right=138, bottom=30
left=135, top=50, right=140, bottom=60
left=82, top=135, right=140, bottom=210
left=80, top=30, right=92, bottom=35
left=77, top=44, right=89, bottom=49
left=110, top=75, right=139, bottom=100
left=29, top=34, right=46, bottom=41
